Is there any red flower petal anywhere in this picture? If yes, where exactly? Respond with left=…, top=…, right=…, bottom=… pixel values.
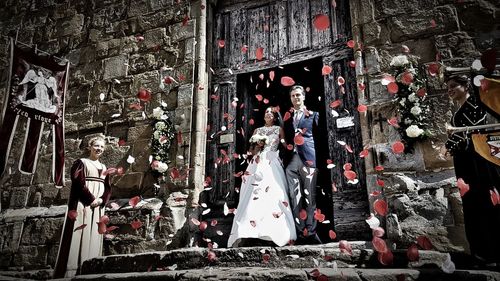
left=387, top=82, right=399, bottom=94
left=118, top=139, right=126, bottom=146
left=199, top=221, right=208, bottom=231
left=370, top=190, right=382, bottom=197
left=339, top=240, right=353, bottom=255
left=99, top=215, right=110, bottom=224
left=329, top=99, right=341, bottom=108
left=372, top=227, right=385, bottom=238
left=129, top=196, right=140, bottom=208
left=344, top=170, right=357, bottom=180
left=269, top=70, right=275, bottom=81
left=357, top=104, right=367, bottom=113
left=378, top=250, right=394, bottom=265
left=137, top=89, right=151, bottom=102
left=376, top=178, right=385, bottom=187
left=347, top=40, right=355, bottom=48
left=490, top=188, right=499, bottom=206
left=282, top=201, right=289, bottom=207
left=250, top=220, right=256, bottom=227
left=262, top=253, right=271, bottom=263
left=130, top=219, right=143, bottom=230
left=345, top=144, right=353, bottom=153
left=299, top=209, right=308, bottom=220
left=387, top=117, right=399, bottom=127
left=417, top=88, right=427, bottom=97
left=283, top=111, right=291, bottom=122
left=67, top=210, right=78, bottom=221
left=74, top=224, right=87, bottom=232
left=416, top=236, right=433, bottom=250
left=321, top=65, right=332, bottom=75
left=372, top=237, right=388, bottom=253
left=375, top=165, right=384, bottom=171
left=373, top=199, right=388, bottom=216
left=294, top=134, right=305, bottom=145
left=211, top=219, right=218, bottom=226
left=97, top=221, right=107, bottom=234
left=241, top=45, right=248, bottom=53
left=457, top=178, right=470, bottom=197
left=401, top=71, right=414, bottom=85
left=287, top=144, right=293, bottom=150
left=407, top=243, right=419, bottom=262
left=313, top=14, right=330, bottom=31
left=349, top=60, right=356, bottom=68
left=343, top=163, right=352, bottom=171
left=217, top=39, right=225, bottom=48
left=359, top=149, right=369, bottom=158
left=427, top=63, right=439, bottom=76
left=329, top=230, right=337, bottom=240
left=337, top=76, right=345, bottom=85
left=207, top=251, right=217, bottom=262
left=358, top=83, right=366, bottom=91
left=256, top=47, right=264, bottom=60
left=280, top=76, right=295, bottom=86
left=392, top=141, right=405, bottom=154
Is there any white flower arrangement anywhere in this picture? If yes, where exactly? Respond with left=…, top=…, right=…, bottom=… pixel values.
left=150, top=102, right=175, bottom=179
left=390, top=55, right=410, bottom=67
left=249, top=134, right=269, bottom=145
left=386, top=53, right=431, bottom=152
left=151, top=160, right=169, bottom=173
left=410, top=105, right=422, bottom=116
left=405, top=125, right=424, bottom=138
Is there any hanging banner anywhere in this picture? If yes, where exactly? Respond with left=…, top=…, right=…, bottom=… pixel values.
left=472, top=131, right=500, bottom=167
left=0, top=38, right=69, bottom=187
left=479, top=77, right=500, bottom=118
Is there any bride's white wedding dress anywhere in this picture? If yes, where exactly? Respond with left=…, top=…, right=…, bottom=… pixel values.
left=227, top=125, right=297, bottom=247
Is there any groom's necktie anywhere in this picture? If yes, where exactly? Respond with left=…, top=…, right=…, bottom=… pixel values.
left=294, top=110, right=302, bottom=129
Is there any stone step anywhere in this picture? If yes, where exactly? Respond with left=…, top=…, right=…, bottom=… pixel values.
left=80, top=242, right=469, bottom=275
left=63, top=267, right=500, bottom=281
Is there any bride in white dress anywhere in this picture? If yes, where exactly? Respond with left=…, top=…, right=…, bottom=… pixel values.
left=228, top=107, right=297, bottom=247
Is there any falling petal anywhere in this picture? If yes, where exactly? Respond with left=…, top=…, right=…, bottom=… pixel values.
left=457, top=178, right=470, bottom=197
left=344, top=170, right=357, bottom=180
left=130, top=220, right=143, bottom=230
left=256, top=47, right=264, bottom=60
left=313, top=14, right=330, bottom=31
left=281, top=76, right=295, bottom=86
left=74, top=224, right=87, bottom=232
left=373, top=199, right=388, bottom=216
left=407, top=243, right=419, bottom=261
left=67, top=210, right=78, bottom=221
left=339, top=240, right=353, bottom=255
left=347, top=40, right=355, bottom=48
left=417, top=236, right=433, bottom=250
left=322, top=65, right=332, bottom=75
left=378, top=250, right=394, bottom=266
left=127, top=155, right=135, bottom=164
left=392, top=141, right=405, bottom=154
left=202, top=208, right=211, bottom=215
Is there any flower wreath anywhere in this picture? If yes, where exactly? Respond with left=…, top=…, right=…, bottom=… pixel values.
left=387, top=54, right=431, bottom=152
left=150, top=102, right=176, bottom=177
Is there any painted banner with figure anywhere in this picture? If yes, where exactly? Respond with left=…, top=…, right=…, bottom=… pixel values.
left=0, top=39, right=69, bottom=187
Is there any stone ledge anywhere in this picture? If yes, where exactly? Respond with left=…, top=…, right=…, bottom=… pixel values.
left=0, top=206, right=66, bottom=223
left=59, top=267, right=500, bottom=281
left=81, top=243, right=457, bottom=275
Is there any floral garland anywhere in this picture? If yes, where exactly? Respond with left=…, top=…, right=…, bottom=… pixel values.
left=150, top=102, right=176, bottom=178
left=387, top=55, right=431, bottom=152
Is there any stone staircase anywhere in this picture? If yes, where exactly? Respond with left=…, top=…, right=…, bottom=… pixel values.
left=1, top=242, right=499, bottom=280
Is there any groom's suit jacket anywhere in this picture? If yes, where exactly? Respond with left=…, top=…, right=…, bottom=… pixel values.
left=283, top=108, right=319, bottom=168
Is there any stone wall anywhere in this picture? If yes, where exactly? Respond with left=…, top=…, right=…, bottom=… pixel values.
left=0, top=0, right=200, bottom=271
left=350, top=0, right=498, bottom=252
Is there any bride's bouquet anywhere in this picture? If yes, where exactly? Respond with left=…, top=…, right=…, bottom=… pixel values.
left=248, top=134, right=269, bottom=156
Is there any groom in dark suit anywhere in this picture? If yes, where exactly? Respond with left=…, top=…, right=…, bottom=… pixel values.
left=283, top=85, right=321, bottom=244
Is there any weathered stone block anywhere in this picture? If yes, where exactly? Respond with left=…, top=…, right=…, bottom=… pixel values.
left=103, top=55, right=129, bottom=81
left=131, top=139, right=152, bottom=173
left=174, top=106, right=192, bottom=133
left=177, top=84, right=193, bottom=107
left=20, top=218, right=63, bottom=245
left=373, top=143, right=425, bottom=172
left=367, top=103, right=400, bottom=145
left=169, top=20, right=196, bottom=42
left=94, top=100, right=123, bottom=122
left=110, top=172, right=144, bottom=198
left=421, top=140, right=453, bottom=170
left=143, top=28, right=170, bottom=50
left=133, top=70, right=161, bottom=95
left=9, top=187, right=29, bottom=209
left=386, top=213, right=402, bottom=241
left=366, top=77, right=393, bottom=103
left=13, top=245, right=48, bottom=270
left=127, top=124, right=153, bottom=142
left=435, top=31, right=480, bottom=63
left=389, top=6, right=460, bottom=43
left=0, top=222, right=23, bottom=253
left=55, top=14, right=84, bottom=37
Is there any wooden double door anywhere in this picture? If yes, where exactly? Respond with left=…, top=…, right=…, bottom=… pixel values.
left=202, top=0, right=371, bottom=246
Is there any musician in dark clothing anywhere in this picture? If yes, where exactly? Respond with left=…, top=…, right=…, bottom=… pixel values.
left=445, top=74, right=500, bottom=268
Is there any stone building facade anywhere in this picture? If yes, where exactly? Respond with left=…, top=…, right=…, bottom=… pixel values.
left=0, top=0, right=498, bottom=274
